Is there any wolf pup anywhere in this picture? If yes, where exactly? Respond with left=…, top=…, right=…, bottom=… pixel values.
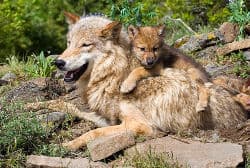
left=120, top=25, right=211, bottom=113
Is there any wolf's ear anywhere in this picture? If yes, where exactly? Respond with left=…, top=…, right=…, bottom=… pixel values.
left=64, top=11, right=80, bottom=25
left=99, top=21, right=122, bottom=40
left=157, top=25, right=166, bottom=38
left=128, top=25, right=139, bottom=39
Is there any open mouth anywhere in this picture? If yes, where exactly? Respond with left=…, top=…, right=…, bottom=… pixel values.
left=64, top=63, right=88, bottom=82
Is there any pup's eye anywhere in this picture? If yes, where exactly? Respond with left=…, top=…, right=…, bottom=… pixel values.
left=140, top=48, right=145, bottom=51
left=153, top=47, right=158, bottom=52
left=81, top=43, right=92, bottom=47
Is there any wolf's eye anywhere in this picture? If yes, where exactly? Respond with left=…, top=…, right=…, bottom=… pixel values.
left=81, top=43, right=92, bottom=47
left=153, top=47, right=158, bottom=52
left=140, top=47, right=145, bottom=51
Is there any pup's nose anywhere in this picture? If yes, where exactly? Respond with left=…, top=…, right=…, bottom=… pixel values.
left=146, top=57, right=155, bottom=66
left=54, top=59, right=66, bottom=69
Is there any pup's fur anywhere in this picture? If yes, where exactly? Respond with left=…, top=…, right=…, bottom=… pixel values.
left=27, top=14, right=247, bottom=151
left=120, top=25, right=211, bottom=112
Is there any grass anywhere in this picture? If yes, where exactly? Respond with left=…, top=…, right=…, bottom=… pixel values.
left=123, top=149, right=183, bottom=168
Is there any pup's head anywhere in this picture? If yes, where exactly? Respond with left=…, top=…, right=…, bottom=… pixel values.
left=128, top=25, right=166, bottom=68
left=55, top=12, right=122, bottom=83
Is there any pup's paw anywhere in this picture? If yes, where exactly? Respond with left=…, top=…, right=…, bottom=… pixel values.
left=120, top=80, right=136, bottom=93
left=196, top=101, right=207, bottom=113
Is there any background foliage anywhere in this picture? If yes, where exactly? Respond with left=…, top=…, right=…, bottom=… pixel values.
left=0, top=0, right=249, bottom=62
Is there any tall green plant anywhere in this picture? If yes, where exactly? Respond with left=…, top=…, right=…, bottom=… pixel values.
left=109, top=0, right=159, bottom=26
left=24, top=52, right=56, bottom=78
left=228, top=0, right=250, bottom=39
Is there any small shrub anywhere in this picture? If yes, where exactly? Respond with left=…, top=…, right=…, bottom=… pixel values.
left=217, top=52, right=249, bottom=79
left=0, top=100, right=48, bottom=167
left=228, top=0, right=250, bottom=39
left=109, top=0, right=158, bottom=26
left=0, top=100, right=73, bottom=167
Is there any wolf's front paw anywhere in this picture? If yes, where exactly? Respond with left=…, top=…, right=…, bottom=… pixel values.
left=120, top=79, right=137, bottom=93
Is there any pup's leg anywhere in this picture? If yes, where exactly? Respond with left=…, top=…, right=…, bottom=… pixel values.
left=26, top=100, right=109, bottom=127
left=63, top=101, right=155, bottom=150
left=120, top=67, right=153, bottom=93
left=196, top=83, right=212, bottom=113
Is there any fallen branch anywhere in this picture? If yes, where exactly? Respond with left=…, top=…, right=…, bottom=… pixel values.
left=216, top=38, right=250, bottom=56
left=162, top=15, right=196, bottom=34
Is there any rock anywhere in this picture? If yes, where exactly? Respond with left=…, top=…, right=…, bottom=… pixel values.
left=243, top=51, right=250, bottom=61
left=0, top=79, right=8, bottom=86
left=4, top=79, right=47, bottom=102
left=1, top=72, right=16, bottom=81
left=205, top=63, right=234, bottom=78
left=87, top=131, right=135, bottom=161
left=126, top=136, right=243, bottom=168
left=216, top=39, right=250, bottom=56
left=3, top=77, right=66, bottom=103
left=39, top=112, right=66, bottom=123
left=219, top=22, right=239, bottom=43
left=178, top=31, right=223, bottom=53
left=36, top=112, right=66, bottom=133
left=195, top=46, right=218, bottom=59
left=26, top=155, right=109, bottom=168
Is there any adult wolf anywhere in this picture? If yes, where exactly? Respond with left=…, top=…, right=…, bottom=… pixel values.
left=29, top=14, right=247, bottom=150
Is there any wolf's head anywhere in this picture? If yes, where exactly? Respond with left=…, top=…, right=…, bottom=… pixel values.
left=128, top=25, right=166, bottom=68
left=55, top=13, right=123, bottom=83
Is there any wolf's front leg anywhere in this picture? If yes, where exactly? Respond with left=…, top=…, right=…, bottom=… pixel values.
left=120, top=67, right=153, bottom=93
left=63, top=101, right=155, bottom=150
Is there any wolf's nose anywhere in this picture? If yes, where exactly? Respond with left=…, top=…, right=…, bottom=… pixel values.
left=55, top=59, right=66, bottom=69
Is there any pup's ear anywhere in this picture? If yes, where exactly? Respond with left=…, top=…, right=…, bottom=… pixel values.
left=128, top=25, right=139, bottom=39
left=157, top=25, right=166, bottom=38
left=64, top=11, right=80, bottom=25
left=99, top=21, right=122, bottom=40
